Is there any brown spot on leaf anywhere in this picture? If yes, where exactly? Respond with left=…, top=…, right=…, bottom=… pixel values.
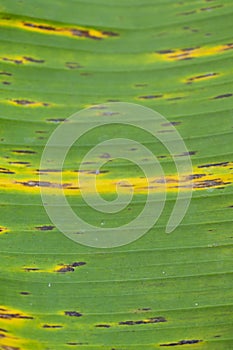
left=43, top=324, right=63, bottom=328
left=0, top=167, right=15, bottom=174
left=12, top=149, right=36, bottom=154
left=213, top=93, right=232, bottom=99
left=95, top=324, right=111, bottom=328
left=35, top=225, right=55, bottom=231
left=20, top=292, right=31, bottom=295
left=56, top=265, right=75, bottom=273
left=71, top=262, right=86, bottom=267
left=0, top=71, right=12, bottom=76
left=47, top=118, right=66, bottom=123
left=65, top=62, right=83, bottom=69
left=157, top=49, right=175, bottom=54
left=10, top=99, right=34, bottom=106
left=1, top=346, right=20, bottom=350
left=139, top=94, right=163, bottom=99
left=16, top=180, right=70, bottom=188
left=9, top=161, right=30, bottom=165
left=23, top=56, right=45, bottom=63
left=65, top=311, right=82, bottom=317
left=160, top=339, right=202, bottom=346
left=187, top=72, right=218, bottom=82
left=194, top=179, right=231, bottom=189
left=23, top=22, right=56, bottom=31
left=2, top=81, right=11, bottom=85
left=23, top=267, right=40, bottom=272
left=162, top=121, right=181, bottom=126
left=119, top=316, right=166, bottom=325
left=99, top=153, right=111, bottom=159
left=179, top=10, right=196, bottom=15
left=198, top=162, right=229, bottom=168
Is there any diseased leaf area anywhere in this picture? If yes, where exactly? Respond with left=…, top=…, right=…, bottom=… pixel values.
left=0, top=0, right=233, bottom=349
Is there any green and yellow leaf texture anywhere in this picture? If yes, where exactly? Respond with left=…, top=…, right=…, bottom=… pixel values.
left=0, top=0, right=233, bottom=349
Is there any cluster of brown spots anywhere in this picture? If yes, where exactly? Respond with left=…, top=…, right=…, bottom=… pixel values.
left=0, top=308, right=33, bottom=320
left=186, top=72, right=218, bottom=83
left=43, top=324, right=63, bottom=329
left=213, top=93, right=232, bottom=99
left=35, top=225, right=55, bottom=231
left=160, top=339, right=202, bottom=346
left=139, top=94, right=163, bottom=99
left=0, top=167, right=15, bottom=174
left=119, top=316, right=166, bottom=326
left=193, top=179, right=231, bottom=189
left=65, top=62, right=83, bottom=69
left=9, top=99, right=50, bottom=107
left=64, top=311, right=82, bottom=317
left=56, top=261, right=86, bottom=273
left=23, top=21, right=118, bottom=40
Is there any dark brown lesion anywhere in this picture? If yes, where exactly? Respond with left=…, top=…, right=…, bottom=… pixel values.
left=35, top=225, right=55, bottom=231
left=42, top=324, right=63, bottom=328
left=56, top=262, right=86, bottom=273
left=95, top=324, right=111, bottom=328
left=23, top=56, right=45, bottom=63
left=213, top=93, right=232, bottom=99
left=23, top=267, right=40, bottom=272
left=186, top=72, right=218, bottom=82
left=160, top=339, right=202, bottom=346
left=15, top=180, right=71, bottom=188
left=64, top=311, right=82, bottom=317
left=23, top=22, right=56, bottom=31
left=198, top=162, right=229, bottom=168
left=119, top=316, right=166, bottom=325
left=12, top=149, right=36, bottom=154
left=0, top=167, right=15, bottom=174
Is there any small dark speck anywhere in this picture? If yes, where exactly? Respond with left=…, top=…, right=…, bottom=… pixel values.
left=20, top=292, right=31, bottom=295
left=2, top=81, right=11, bottom=85
left=24, top=267, right=40, bottom=272
left=95, top=324, right=111, bottom=328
